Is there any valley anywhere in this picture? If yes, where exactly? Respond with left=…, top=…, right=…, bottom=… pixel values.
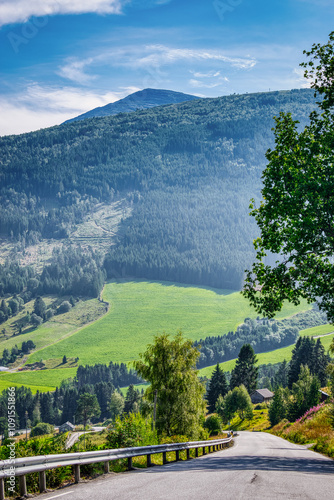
left=0, top=279, right=320, bottom=393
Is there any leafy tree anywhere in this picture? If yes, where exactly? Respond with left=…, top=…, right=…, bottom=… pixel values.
left=75, top=392, right=100, bottom=429
left=230, top=344, right=258, bottom=394
left=268, top=387, right=287, bottom=426
left=204, top=414, right=222, bottom=436
left=33, top=296, right=46, bottom=319
left=134, top=332, right=206, bottom=438
left=30, top=313, right=43, bottom=327
left=217, top=385, right=253, bottom=422
left=243, top=32, right=334, bottom=322
left=206, top=363, right=228, bottom=413
left=30, top=422, right=54, bottom=437
left=108, top=391, right=125, bottom=421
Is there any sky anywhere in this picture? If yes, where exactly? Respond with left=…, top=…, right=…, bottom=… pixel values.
left=0, top=0, right=333, bottom=136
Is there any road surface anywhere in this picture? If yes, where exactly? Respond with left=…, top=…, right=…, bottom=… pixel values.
left=41, top=431, right=334, bottom=500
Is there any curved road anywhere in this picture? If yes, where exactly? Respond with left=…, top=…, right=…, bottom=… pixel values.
left=42, top=432, right=334, bottom=500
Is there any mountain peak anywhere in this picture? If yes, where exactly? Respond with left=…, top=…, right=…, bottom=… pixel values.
left=64, top=88, right=200, bottom=124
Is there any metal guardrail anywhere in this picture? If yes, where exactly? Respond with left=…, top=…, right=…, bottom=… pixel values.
left=0, top=435, right=233, bottom=499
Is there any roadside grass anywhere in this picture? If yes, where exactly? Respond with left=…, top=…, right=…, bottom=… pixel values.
left=271, top=403, right=334, bottom=458
left=222, top=408, right=270, bottom=432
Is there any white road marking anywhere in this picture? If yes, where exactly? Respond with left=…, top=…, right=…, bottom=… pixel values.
left=45, top=492, right=72, bottom=499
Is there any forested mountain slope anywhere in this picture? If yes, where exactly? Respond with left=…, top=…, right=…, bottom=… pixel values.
left=0, top=89, right=317, bottom=293
left=64, top=88, right=199, bottom=123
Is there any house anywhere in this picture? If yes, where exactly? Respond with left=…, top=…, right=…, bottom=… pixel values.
left=59, top=421, right=75, bottom=433
left=250, top=388, right=274, bottom=404
left=319, top=390, right=330, bottom=402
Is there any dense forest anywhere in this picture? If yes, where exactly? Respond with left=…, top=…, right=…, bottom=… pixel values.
left=0, top=89, right=317, bottom=292
left=0, top=361, right=142, bottom=431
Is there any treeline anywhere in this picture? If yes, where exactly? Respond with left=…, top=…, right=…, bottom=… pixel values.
left=196, top=309, right=328, bottom=368
left=0, top=246, right=105, bottom=299
left=0, top=89, right=317, bottom=290
left=0, top=340, right=35, bottom=366
left=0, top=362, right=142, bottom=432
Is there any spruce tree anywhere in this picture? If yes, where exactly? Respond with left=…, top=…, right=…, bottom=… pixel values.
left=207, top=363, right=228, bottom=413
left=268, top=387, right=287, bottom=426
left=230, top=344, right=258, bottom=394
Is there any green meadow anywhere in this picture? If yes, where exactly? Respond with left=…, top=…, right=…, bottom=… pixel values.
left=0, top=280, right=313, bottom=391
left=199, top=326, right=334, bottom=378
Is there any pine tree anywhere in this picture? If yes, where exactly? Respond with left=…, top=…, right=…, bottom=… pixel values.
left=268, top=387, right=287, bottom=426
left=230, top=344, right=258, bottom=394
left=207, top=363, right=228, bottom=413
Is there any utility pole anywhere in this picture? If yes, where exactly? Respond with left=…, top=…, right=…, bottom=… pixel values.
left=152, top=389, right=157, bottom=431
left=25, top=411, right=28, bottom=441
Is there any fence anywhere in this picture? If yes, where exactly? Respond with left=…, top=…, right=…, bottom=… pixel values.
left=0, top=435, right=233, bottom=499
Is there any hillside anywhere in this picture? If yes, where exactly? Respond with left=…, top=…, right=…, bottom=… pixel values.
left=64, top=88, right=200, bottom=123
left=0, top=88, right=317, bottom=295
left=0, top=280, right=313, bottom=392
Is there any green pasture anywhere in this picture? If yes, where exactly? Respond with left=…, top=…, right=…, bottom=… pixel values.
left=0, top=298, right=107, bottom=355
left=0, top=368, right=77, bottom=393
left=26, top=280, right=311, bottom=366
left=199, top=327, right=334, bottom=378
left=0, top=280, right=313, bottom=392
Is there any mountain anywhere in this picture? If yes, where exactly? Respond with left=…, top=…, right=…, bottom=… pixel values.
left=0, top=88, right=317, bottom=297
left=64, top=88, right=200, bottom=123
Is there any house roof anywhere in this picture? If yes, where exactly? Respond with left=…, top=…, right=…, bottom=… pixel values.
left=251, top=389, right=274, bottom=398
left=60, top=421, right=75, bottom=428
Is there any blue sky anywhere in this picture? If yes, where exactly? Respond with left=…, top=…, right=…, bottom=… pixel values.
left=0, top=0, right=333, bottom=135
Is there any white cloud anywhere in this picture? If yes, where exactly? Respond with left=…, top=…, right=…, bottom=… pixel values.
left=0, top=0, right=126, bottom=27
left=57, top=58, right=97, bottom=84
left=129, top=45, right=257, bottom=70
left=191, top=71, right=221, bottom=78
left=0, top=84, right=131, bottom=136
left=189, top=77, right=229, bottom=89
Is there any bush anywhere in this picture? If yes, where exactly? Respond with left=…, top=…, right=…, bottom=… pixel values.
left=57, top=301, right=72, bottom=314
left=204, top=414, right=222, bottom=436
left=30, top=422, right=54, bottom=437
left=106, top=413, right=157, bottom=449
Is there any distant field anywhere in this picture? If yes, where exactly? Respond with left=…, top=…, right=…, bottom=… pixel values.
left=199, top=326, right=334, bottom=378
left=0, top=368, right=77, bottom=393
left=0, top=279, right=312, bottom=392
left=26, top=280, right=311, bottom=366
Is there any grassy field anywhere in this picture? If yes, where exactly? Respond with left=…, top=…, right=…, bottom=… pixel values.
left=199, top=325, right=334, bottom=378
left=0, top=279, right=313, bottom=391
left=0, top=297, right=107, bottom=355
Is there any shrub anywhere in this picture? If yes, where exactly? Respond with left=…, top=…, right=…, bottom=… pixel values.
left=106, top=413, right=157, bottom=449
left=204, top=414, right=222, bottom=436
left=30, top=422, right=54, bottom=437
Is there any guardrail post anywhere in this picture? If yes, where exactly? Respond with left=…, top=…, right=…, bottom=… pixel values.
left=74, top=464, right=80, bottom=483
left=195, top=447, right=198, bottom=457
left=0, top=478, right=5, bottom=500
left=163, top=451, right=168, bottom=465
left=175, top=450, right=180, bottom=461
left=202, top=446, right=206, bottom=455
left=147, top=454, right=152, bottom=467
left=128, top=457, right=133, bottom=470
left=186, top=449, right=190, bottom=460
left=19, top=475, right=27, bottom=496
left=39, top=470, right=47, bottom=493
left=104, top=461, right=110, bottom=473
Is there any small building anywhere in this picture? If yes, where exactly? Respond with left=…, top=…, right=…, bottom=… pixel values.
left=59, top=421, right=75, bottom=433
left=250, top=388, right=274, bottom=404
left=319, top=390, right=330, bottom=402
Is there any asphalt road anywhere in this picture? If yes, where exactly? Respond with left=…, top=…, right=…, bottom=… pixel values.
left=41, top=431, right=334, bottom=500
